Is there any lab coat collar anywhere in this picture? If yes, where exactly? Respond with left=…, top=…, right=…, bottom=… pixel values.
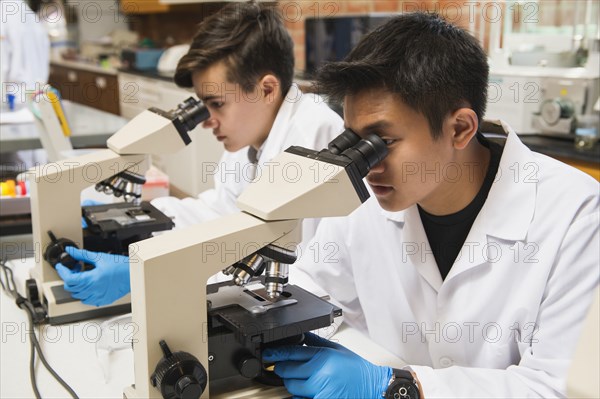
left=380, top=208, right=407, bottom=223
left=252, top=84, right=302, bottom=164
left=380, top=123, right=536, bottom=241
left=445, top=124, right=536, bottom=283
left=475, top=123, right=537, bottom=242
left=379, top=122, right=537, bottom=290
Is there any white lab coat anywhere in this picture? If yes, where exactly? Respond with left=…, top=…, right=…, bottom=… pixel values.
left=152, top=84, right=344, bottom=246
left=293, top=125, right=600, bottom=398
left=0, top=0, right=50, bottom=98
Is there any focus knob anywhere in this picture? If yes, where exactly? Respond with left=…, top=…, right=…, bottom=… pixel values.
left=43, top=231, right=81, bottom=270
left=237, top=356, right=261, bottom=379
left=176, top=375, right=203, bottom=399
left=151, top=340, right=207, bottom=399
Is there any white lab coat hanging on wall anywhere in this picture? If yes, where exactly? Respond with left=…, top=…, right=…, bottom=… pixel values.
left=0, top=0, right=50, bottom=102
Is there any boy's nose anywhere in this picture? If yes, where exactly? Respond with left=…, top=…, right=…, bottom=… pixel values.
left=202, top=118, right=218, bottom=129
left=367, top=160, right=385, bottom=175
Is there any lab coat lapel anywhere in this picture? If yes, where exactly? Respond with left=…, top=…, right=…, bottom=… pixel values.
left=256, top=84, right=299, bottom=163
left=400, top=206, right=444, bottom=292
left=445, top=127, right=537, bottom=282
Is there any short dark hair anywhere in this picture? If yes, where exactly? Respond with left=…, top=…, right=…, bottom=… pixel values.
left=174, top=1, right=294, bottom=95
left=27, top=0, right=46, bottom=13
left=317, top=12, right=489, bottom=139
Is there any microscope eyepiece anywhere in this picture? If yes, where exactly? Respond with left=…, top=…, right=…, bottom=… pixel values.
left=284, top=129, right=389, bottom=203
left=327, top=129, right=361, bottom=155
left=173, top=97, right=210, bottom=132
left=341, top=134, right=388, bottom=177
left=178, top=97, right=199, bottom=111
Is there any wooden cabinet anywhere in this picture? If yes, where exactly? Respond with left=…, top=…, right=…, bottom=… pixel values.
left=120, top=0, right=170, bottom=13
left=48, top=64, right=120, bottom=115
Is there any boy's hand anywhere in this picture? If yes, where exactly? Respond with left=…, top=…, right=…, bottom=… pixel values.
left=263, top=332, right=392, bottom=398
left=55, top=247, right=130, bottom=307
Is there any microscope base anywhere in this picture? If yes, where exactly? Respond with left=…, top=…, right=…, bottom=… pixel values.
left=124, top=281, right=340, bottom=398
left=42, top=280, right=131, bottom=325
left=124, top=380, right=289, bottom=399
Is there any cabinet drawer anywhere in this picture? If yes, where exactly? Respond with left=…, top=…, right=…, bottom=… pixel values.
left=49, top=65, right=120, bottom=115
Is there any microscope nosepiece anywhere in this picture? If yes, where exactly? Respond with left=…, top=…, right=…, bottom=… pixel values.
left=95, top=171, right=145, bottom=204
left=232, top=254, right=265, bottom=286
left=112, top=177, right=128, bottom=197
left=264, top=261, right=289, bottom=299
left=222, top=265, right=237, bottom=276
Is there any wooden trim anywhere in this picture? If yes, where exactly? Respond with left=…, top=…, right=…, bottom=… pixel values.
left=556, top=157, right=600, bottom=181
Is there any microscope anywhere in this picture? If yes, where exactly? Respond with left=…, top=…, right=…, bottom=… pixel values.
left=123, top=130, right=388, bottom=398
left=27, top=97, right=210, bottom=325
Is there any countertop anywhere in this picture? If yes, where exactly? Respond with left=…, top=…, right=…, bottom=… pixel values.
left=50, top=57, right=119, bottom=75
left=519, top=134, right=600, bottom=164
left=0, top=100, right=128, bottom=153
left=118, top=67, right=176, bottom=82
left=0, top=258, right=405, bottom=399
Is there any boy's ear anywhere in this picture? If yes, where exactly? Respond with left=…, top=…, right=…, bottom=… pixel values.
left=448, top=108, right=478, bottom=150
left=259, top=74, right=281, bottom=103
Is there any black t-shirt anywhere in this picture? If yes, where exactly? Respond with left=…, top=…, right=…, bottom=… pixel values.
left=418, top=134, right=503, bottom=280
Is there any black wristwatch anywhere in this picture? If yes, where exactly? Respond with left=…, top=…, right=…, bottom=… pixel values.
left=383, top=368, right=420, bottom=399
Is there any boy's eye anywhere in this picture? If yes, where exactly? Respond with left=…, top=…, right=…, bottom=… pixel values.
left=210, top=101, right=224, bottom=109
left=382, top=138, right=397, bottom=146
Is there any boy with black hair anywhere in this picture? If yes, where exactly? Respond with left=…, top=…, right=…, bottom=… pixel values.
left=266, top=12, right=599, bottom=398
left=56, top=2, right=344, bottom=306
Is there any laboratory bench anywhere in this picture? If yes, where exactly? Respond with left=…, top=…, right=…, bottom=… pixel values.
left=518, top=134, right=600, bottom=180
left=0, top=257, right=405, bottom=399
left=1, top=101, right=128, bottom=239
left=50, top=57, right=119, bottom=76
left=0, top=100, right=128, bottom=153
left=118, top=67, right=176, bottom=83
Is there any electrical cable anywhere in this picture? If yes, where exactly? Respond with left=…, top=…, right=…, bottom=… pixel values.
left=27, top=307, right=42, bottom=399
left=0, top=258, right=79, bottom=399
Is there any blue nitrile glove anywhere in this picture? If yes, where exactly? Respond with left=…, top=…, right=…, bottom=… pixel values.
left=55, top=247, right=131, bottom=307
left=81, top=199, right=105, bottom=228
left=263, top=332, right=392, bottom=399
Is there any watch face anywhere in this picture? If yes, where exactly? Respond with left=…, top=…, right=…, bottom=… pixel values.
left=386, top=380, right=420, bottom=399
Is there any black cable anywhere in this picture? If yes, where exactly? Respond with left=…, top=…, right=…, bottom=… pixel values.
left=0, top=257, right=17, bottom=297
left=28, top=312, right=42, bottom=399
left=0, top=269, right=6, bottom=291
left=0, top=258, right=79, bottom=399
left=18, top=299, right=79, bottom=399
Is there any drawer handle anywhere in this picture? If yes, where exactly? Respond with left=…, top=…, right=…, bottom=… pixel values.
left=95, top=76, right=107, bottom=89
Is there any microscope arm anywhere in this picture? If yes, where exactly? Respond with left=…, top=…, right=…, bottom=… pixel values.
left=25, top=96, right=210, bottom=324
left=28, top=149, right=147, bottom=283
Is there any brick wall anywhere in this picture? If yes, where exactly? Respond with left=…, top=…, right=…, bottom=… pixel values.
left=277, top=0, right=576, bottom=73
left=126, top=1, right=581, bottom=73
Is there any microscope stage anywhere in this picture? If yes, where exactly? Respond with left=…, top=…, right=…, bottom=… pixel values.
left=206, top=280, right=341, bottom=383
left=207, top=280, right=341, bottom=346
